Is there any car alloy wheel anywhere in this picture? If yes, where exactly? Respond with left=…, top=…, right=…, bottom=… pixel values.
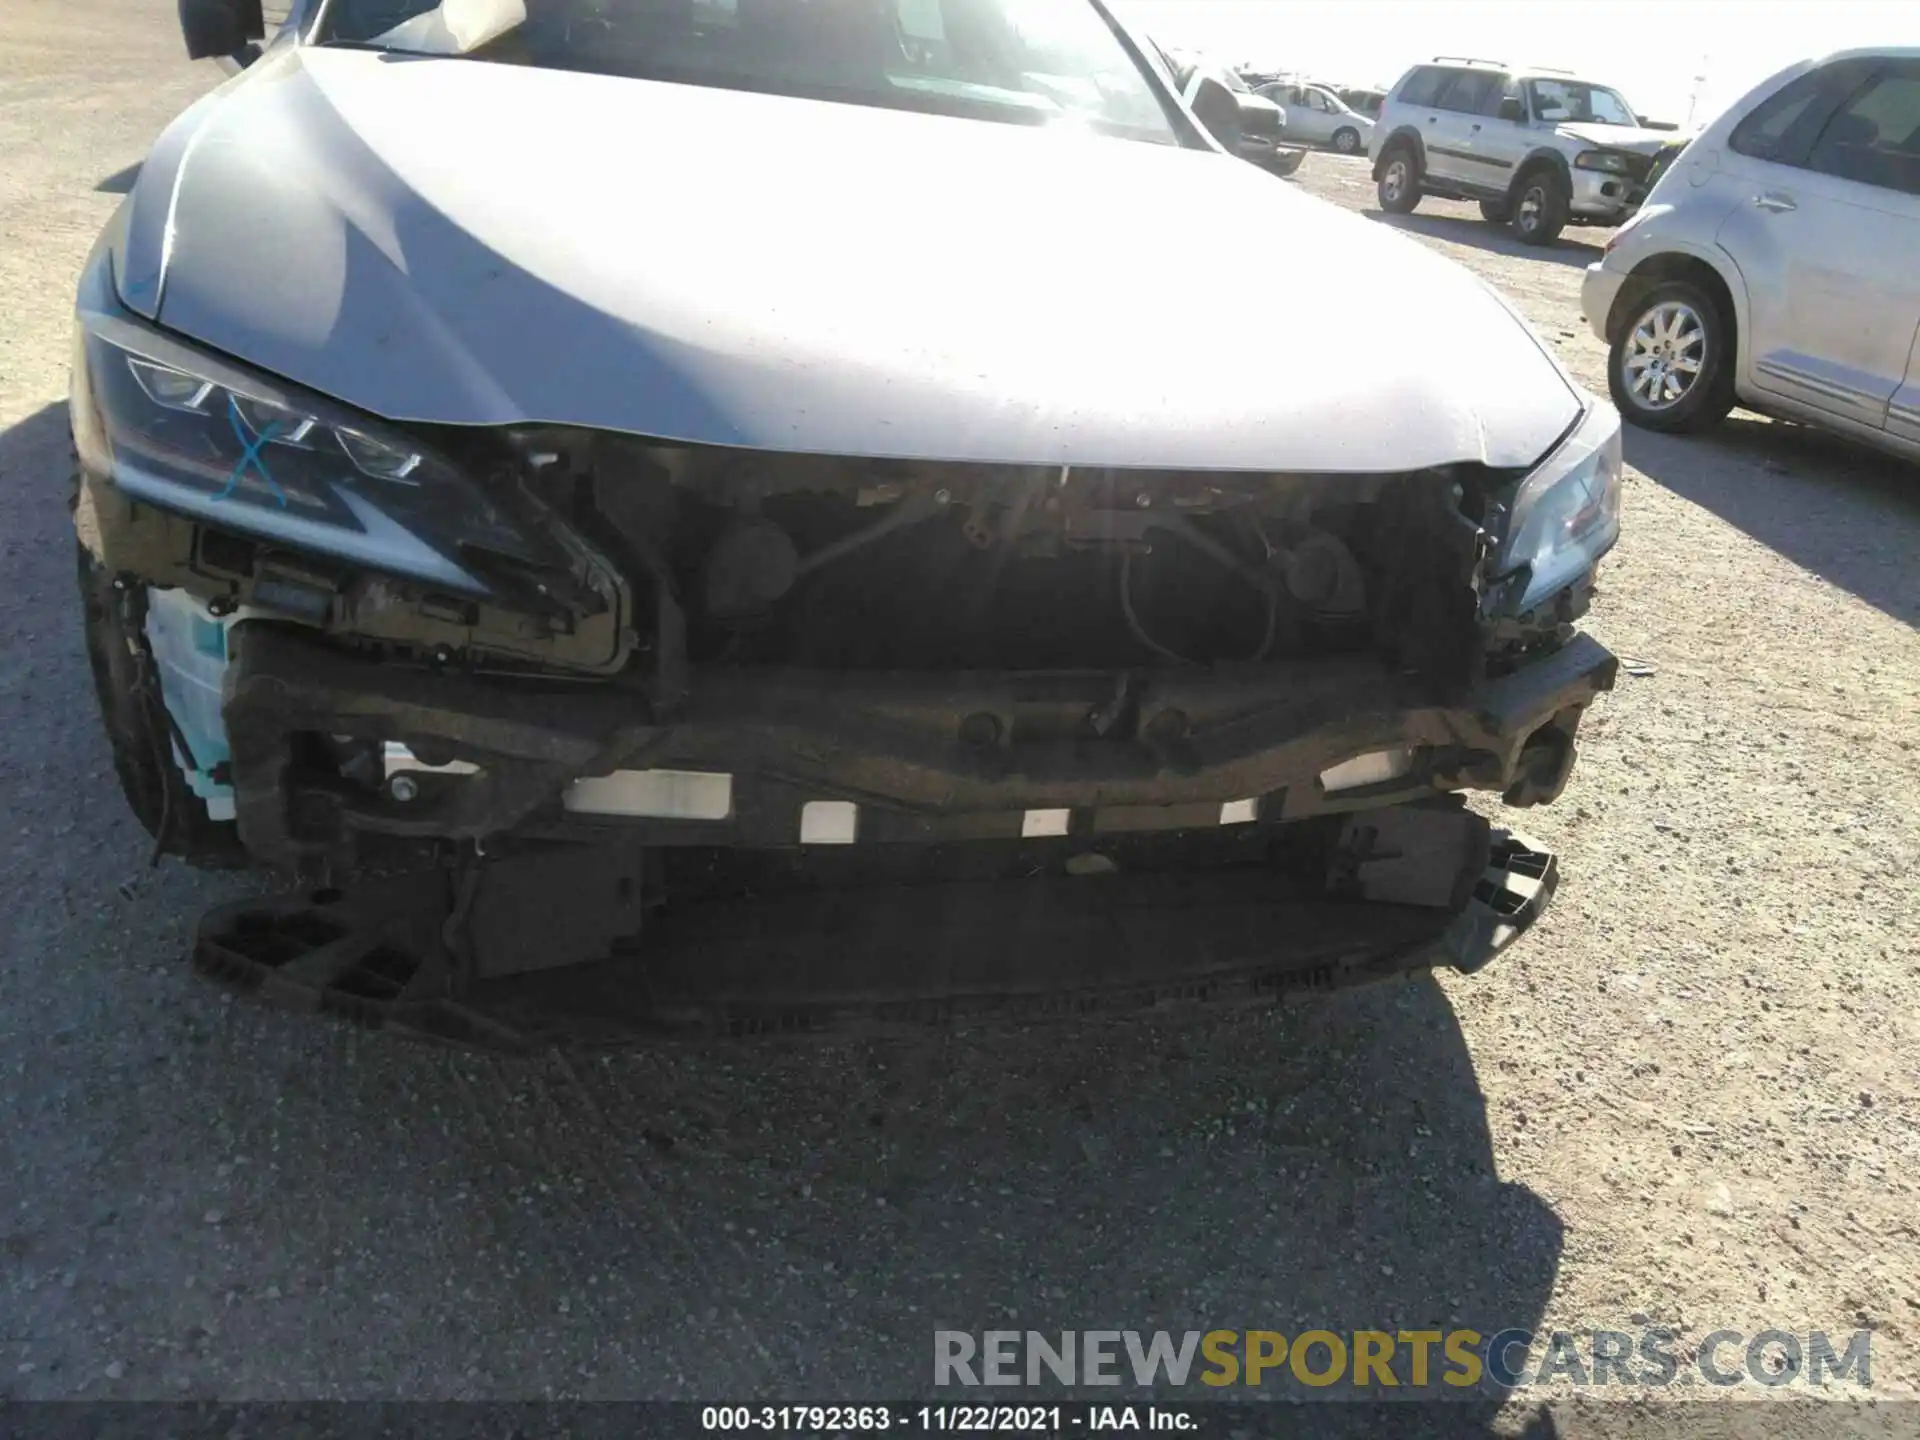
left=1621, top=300, right=1706, bottom=410
left=1516, top=183, right=1549, bottom=236
left=1334, top=128, right=1361, bottom=154
left=1382, top=159, right=1409, bottom=201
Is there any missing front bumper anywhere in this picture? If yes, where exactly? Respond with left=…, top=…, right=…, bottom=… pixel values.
left=191, top=813, right=1558, bottom=1049
left=217, top=622, right=1614, bottom=871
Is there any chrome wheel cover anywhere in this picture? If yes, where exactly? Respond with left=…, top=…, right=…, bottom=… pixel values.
left=1622, top=301, right=1708, bottom=410
left=1517, top=184, right=1548, bottom=232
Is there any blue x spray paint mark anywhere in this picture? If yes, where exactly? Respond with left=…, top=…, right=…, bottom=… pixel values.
left=217, top=396, right=287, bottom=506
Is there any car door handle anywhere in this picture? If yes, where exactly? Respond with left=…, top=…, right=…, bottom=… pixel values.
left=1752, top=192, right=1798, bottom=212
left=1470, top=123, right=1482, bottom=131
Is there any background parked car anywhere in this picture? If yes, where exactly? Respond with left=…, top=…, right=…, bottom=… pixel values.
left=1369, top=58, right=1674, bottom=244
left=1583, top=47, right=1920, bottom=458
left=1339, top=86, right=1388, bottom=120
left=1156, top=44, right=1306, bottom=177
left=1257, top=80, right=1374, bottom=153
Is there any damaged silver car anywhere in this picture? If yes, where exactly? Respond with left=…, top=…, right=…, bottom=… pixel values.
left=69, top=0, right=1621, bottom=1041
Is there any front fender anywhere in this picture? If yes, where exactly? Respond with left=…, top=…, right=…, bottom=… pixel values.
left=116, top=74, right=254, bottom=318
left=1372, top=126, right=1426, bottom=178
left=1606, top=235, right=1751, bottom=378
left=1506, top=148, right=1572, bottom=200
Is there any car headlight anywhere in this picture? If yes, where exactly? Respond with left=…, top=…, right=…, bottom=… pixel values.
left=1574, top=149, right=1634, bottom=174
left=74, top=308, right=549, bottom=596
left=1494, top=401, right=1622, bottom=612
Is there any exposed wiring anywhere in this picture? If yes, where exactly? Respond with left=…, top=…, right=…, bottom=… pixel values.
left=1248, top=580, right=1279, bottom=663
left=1120, top=550, right=1278, bottom=666
left=1120, top=550, right=1197, bottom=665
left=122, top=582, right=218, bottom=867
left=792, top=493, right=945, bottom=579
left=127, top=643, right=179, bottom=868
left=1245, top=508, right=1280, bottom=563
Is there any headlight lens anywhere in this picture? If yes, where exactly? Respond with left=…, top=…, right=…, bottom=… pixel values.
left=1575, top=149, right=1634, bottom=174
left=77, top=310, right=548, bottom=595
left=1495, top=401, right=1622, bottom=611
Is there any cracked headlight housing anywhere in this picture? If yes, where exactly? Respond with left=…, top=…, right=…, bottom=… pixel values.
left=1575, top=149, right=1635, bottom=174
left=73, top=308, right=549, bottom=596
left=1495, top=400, right=1622, bottom=612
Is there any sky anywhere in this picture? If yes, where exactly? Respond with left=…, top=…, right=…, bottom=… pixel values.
left=1112, top=0, right=1912, bottom=126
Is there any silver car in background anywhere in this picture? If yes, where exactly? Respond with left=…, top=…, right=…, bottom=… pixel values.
left=1583, top=48, right=1920, bottom=455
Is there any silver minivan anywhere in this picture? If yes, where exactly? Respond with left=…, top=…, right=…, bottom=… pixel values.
left=1583, top=49, right=1920, bottom=456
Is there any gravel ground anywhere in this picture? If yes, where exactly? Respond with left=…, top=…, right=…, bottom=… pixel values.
left=2, top=6, right=1918, bottom=1430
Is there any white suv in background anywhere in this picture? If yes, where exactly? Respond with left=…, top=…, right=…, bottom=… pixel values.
left=1369, top=57, right=1679, bottom=245
left=1583, top=49, right=1919, bottom=456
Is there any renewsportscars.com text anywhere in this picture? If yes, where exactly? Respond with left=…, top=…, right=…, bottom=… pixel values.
left=934, top=1328, right=1871, bottom=1391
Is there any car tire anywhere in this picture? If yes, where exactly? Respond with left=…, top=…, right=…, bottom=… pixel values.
left=77, top=541, right=247, bottom=869
left=1263, top=149, right=1305, bottom=178
left=1332, top=127, right=1362, bottom=154
left=1478, top=199, right=1512, bottom=224
left=1510, top=167, right=1569, bottom=246
left=1376, top=148, right=1421, bottom=213
left=1606, top=280, right=1737, bottom=434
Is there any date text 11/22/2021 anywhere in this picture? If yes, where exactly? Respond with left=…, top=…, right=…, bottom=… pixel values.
left=701, top=1405, right=1196, bottom=1431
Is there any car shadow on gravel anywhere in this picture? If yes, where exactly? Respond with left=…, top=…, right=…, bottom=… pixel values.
left=1365, top=211, right=1602, bottom=270
left=1625, top=414, right=1920, bottom=628
left=0, top=400, right=89, bottom=658
left=95, top=162, right=141, bottom=194
left=729, top=973, right=1571, bottom=1430
left=62, top=940, right=1564, bottom=1425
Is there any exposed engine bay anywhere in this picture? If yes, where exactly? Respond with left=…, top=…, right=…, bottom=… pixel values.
left=87, top=425, right=1541, bottom=699
left=65, top=0, right=1628, bottom=1031
left=585, top=434, right=1495, bottom=682
left=79, top=421, right=1611, bottom=880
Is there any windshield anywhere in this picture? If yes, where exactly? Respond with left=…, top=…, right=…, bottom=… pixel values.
left=1525, top=77, right=1639, bottom=127
left=317, top=0, right=1181, bottom=144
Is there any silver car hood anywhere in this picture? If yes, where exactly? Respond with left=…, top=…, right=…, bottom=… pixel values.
left=123, top=47, right=1581, bottom=472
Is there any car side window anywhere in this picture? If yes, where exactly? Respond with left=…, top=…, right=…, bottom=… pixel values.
left=1730, top=73, right=1829, bottom=161
left=1483, top=80, right=1523, bottom=119
left=1397, top=67, right=1445, bottom=107
left=325, top=0, right=444, bottom=39
left=1806, top=64, right=1920, bottom=196
left=1728, top=60, right=1875, bottom=165
left=1435, top=70, right=1498, bottom=115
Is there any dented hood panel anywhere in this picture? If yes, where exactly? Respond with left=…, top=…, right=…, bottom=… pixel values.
left=1554, top=122, right=1677, bottom=157
left=136, top=48, right=1581, bottom=472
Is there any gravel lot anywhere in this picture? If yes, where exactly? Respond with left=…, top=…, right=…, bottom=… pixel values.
left=3, top=5, right=1917, bottom=1429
